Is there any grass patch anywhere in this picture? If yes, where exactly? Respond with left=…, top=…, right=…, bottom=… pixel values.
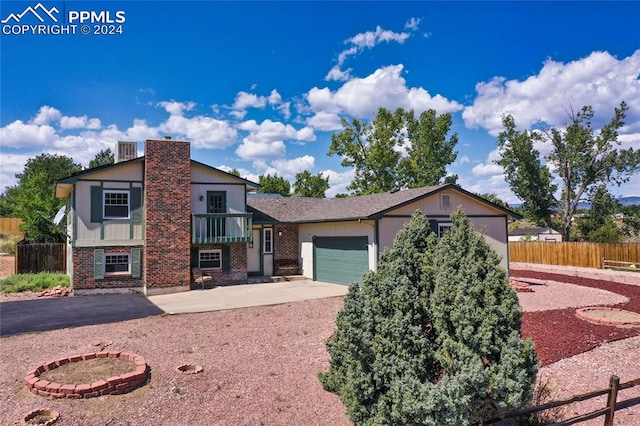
left=0, top=272, right=69, bottom=294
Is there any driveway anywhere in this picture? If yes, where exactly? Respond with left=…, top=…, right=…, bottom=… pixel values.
left=148, top=279, right=349, bottom=314
left=0, top=294, right=164, bottom=337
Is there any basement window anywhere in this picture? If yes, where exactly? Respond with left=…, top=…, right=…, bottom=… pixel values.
left=199, top=249, right=222, bottom=270
left=105, top=253, right=130, bottom=275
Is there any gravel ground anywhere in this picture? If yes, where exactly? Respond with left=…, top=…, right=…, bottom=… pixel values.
left=2, top=259, right=640, bottom=425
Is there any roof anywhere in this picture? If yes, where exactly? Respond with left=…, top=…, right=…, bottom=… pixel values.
left=509, top=227, right=560, bottom=236
left=55, top=156, right=260, bottom=198
left=247, top=184, right=522, bottom=224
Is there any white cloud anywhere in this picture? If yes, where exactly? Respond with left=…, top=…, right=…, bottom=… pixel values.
left=59, top=115, right=101, bottom=130
left=458, top=156, right=471, bottom=165
left=306, top=111, right=343, bottom=131
left=236, top=140, right=286, bottom=161
left=321, top=168, right=355, bottom=197
left=471, top=163, right=503, bottom=176
left=0, top=153, right=33, bottom=190
left=31, top=106, right=62, bottom=125
left=232, top=91, right=267, bottom=110
left=159, top=114, right=237, bottom=149
left=325, top=65, right=352, bottom=82
left=268, top=89, right=282, bottom=105
left=312, top=65, right=463, bottom=119
left=463, top=50, right=640, bottom=136
left=158, top=101, right=195, bottom=116
left=235, top=119, right=315, bottom=161
left=265, top=155, right=316, bottom=179
left=404, top=17, right=421, bottom=31
left=0, top=120, right=58, bottom=148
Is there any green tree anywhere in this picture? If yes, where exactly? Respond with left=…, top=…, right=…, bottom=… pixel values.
left=496, top=115, right=557, bottom=228
left=577, top=185, right=620, bottom=240
left=497, top=102, right=640, bottom=241
left=228, top=168, right=241, bottom=177
left=328, top=107, right=458, bottom=195
left=320, top=211, right=538, bottom=425
left=292, top=170, right=329, bottom=197
left=14, top=171, right=67, bottom=242
left=88, top=148, right=115, bottom=168
left=476, top=193, right=506, bottom=208
left=0, top=153, right=82, bottom=220
left=257, top=173, right=291, bottom=196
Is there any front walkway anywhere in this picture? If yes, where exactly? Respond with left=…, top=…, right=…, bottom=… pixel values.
left=147, top=279, right=349, bottom=314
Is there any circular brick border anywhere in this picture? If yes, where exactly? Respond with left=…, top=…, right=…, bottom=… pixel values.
left=25, top=351, right=149, bottom=399
left=575, top=306, right=640, bottom=327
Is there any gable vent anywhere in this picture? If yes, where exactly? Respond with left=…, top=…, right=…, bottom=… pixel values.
left=115, top=141, right=138, bottom=163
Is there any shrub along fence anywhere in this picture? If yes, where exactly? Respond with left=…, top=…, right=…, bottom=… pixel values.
left=509, top=242, right=640, bottom=269
left=15, top=243, right=66, bottom=274
left=486, top=375, right=640, bottom=425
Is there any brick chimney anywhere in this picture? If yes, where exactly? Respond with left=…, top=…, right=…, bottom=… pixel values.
left=143, top=138, right=191, bottom=294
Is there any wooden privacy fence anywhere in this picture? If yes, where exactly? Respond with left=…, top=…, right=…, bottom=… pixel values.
left=486, top=375, right=640, bottom=425
left=15, top=243, right=66, bottom=274
left=0, top=217, right=24, bottom=237
left=509, top=242, right=640, bottom=269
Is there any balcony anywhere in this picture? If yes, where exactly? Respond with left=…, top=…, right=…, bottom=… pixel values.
left=191, top=213, right=253, bottom=244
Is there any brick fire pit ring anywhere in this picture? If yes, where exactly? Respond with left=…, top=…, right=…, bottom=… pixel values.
left=575, top=307, right=640, bottom=328
left=25, top=352, right=149, bottom=399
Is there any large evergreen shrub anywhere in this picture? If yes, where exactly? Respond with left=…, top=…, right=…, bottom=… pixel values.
left=320, top=210, right=538, bottom=425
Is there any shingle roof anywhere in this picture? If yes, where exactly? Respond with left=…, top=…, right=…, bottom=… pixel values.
left=247, top=185, right=449, bottom=223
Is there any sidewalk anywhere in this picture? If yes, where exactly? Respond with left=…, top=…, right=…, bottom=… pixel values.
left=148, top=279, right=349, bottom=314
left=510, top=262, right=640, bottom=286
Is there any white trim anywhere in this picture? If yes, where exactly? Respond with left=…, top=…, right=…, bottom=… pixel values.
left=263, top=227, right=273, bottom=254
left=437, top=222, right=452, bottom=238
left=103, top=189, right=130, bottom=220
left=104, top=252, right=131, bottom=275
left=199, top=249, right=222, bottom=270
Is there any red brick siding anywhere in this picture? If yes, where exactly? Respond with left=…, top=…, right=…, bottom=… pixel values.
left=72, top=246, right=143, bottom=290
left=274, top=224, right=299, bottom=275
left=192, top=243, right=247, bottom=284
left=144, top=139, right=191, bottom=290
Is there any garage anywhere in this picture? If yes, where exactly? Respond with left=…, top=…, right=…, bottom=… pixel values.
left=313, top=236, right=369, bottom=285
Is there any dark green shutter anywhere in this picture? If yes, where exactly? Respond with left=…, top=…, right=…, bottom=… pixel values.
left=222, top=245, right=231, bottom=272
left=428, top=219, right=438, bottom=235
left=91, top=186, right=103, bottom=223
left=131, top=187, right=142, bottom=223
left=94, top=249, right=104, bottom=279
left=131, top=248, right=141, bottom=278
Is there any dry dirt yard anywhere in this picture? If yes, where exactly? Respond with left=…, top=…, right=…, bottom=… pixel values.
left=1, top=266, right=640, bottom=425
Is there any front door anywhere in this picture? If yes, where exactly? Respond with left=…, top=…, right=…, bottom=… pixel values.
left=248, top=228, right=261, bottom=275
left=207, top=191, right=226, bottom=239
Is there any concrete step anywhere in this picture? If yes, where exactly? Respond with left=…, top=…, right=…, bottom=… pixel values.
left=247, top=275, right=307, bottom=284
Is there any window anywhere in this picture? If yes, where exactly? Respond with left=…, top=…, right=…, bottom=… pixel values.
left=104, top=190, right=129, bottom=219
left=441, top=194, right=451, bottom=210
left=438, top=222, right=452, bottom=238
left=105, top=253, right=130, bottom=275
left=263, top=228, right=273, bottom=253
left=199, top=249, right=222, bottom=270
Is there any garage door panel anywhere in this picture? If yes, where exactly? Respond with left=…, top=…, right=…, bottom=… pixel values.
left=314, top=236, right=368, bottom=285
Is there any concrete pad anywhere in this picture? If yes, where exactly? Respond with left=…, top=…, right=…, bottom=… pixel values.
left=147, top=279, right=349, bottom=314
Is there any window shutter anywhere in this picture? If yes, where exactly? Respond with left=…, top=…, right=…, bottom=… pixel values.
left=222, top=245, right=231, bottom=272
left=428, top=219, right=439, bottom=235
left=91, top=186, right=103, bottom=223
left=94, top=249, right=104, bottom=279
left=191, top=248, right=198, bottom=268
left=131, top=248, right=141, bottom=278
left=131, top=187, right=142, bottom=223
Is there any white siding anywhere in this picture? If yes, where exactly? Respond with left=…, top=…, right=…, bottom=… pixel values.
left=298, top=221, right=377, bottom=279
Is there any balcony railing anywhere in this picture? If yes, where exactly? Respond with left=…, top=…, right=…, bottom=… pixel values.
left=191, top=213, right=252, bottom=244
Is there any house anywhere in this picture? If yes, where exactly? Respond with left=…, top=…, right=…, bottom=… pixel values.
left=55, top=138, right=259, bottom=295
left=56, top=138, right=521, bottom=294
left=508, top=227, right=563, bottom=242
left=246, top=185, right=521, bottom=284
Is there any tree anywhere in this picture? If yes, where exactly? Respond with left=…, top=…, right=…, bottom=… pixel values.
left=320, top=211, right=538, bottom=425
left=497, top=102, right=640, bottom=241
left=293, top=170, right=329, bottom=197
left=496, top=115, right=557, bottom=228
left=257, top=173, right=290, bottom=196
left=228, top=168, right=241, bottom=177
left=88, top=148, right=115, bottom=168
left=328, top=107, right=458, bottom=195
left=577, top=185, right=622, bottom=242
left=0, top=153, right=82, bottom=219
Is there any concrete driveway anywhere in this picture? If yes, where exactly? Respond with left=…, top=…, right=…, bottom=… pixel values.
left=148, top=279, right=349, bottom=314
left=0, top=294, right=164, bottom=337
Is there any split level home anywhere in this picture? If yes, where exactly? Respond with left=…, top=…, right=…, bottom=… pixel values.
left=55, top=138, right=522, bottom=295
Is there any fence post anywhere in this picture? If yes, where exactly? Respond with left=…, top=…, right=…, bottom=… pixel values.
left=604, top=375, right=620, bottom=426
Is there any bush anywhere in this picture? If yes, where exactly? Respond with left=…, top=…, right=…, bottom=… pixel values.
left=0, top=272, right=70, bottom=294
left=320, top=210, right=539, bottom=425
left=0, top=235, right=20, bottom=255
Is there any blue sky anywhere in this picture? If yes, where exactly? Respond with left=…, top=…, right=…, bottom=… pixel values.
left=1, top=1, right=639, bottom=202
